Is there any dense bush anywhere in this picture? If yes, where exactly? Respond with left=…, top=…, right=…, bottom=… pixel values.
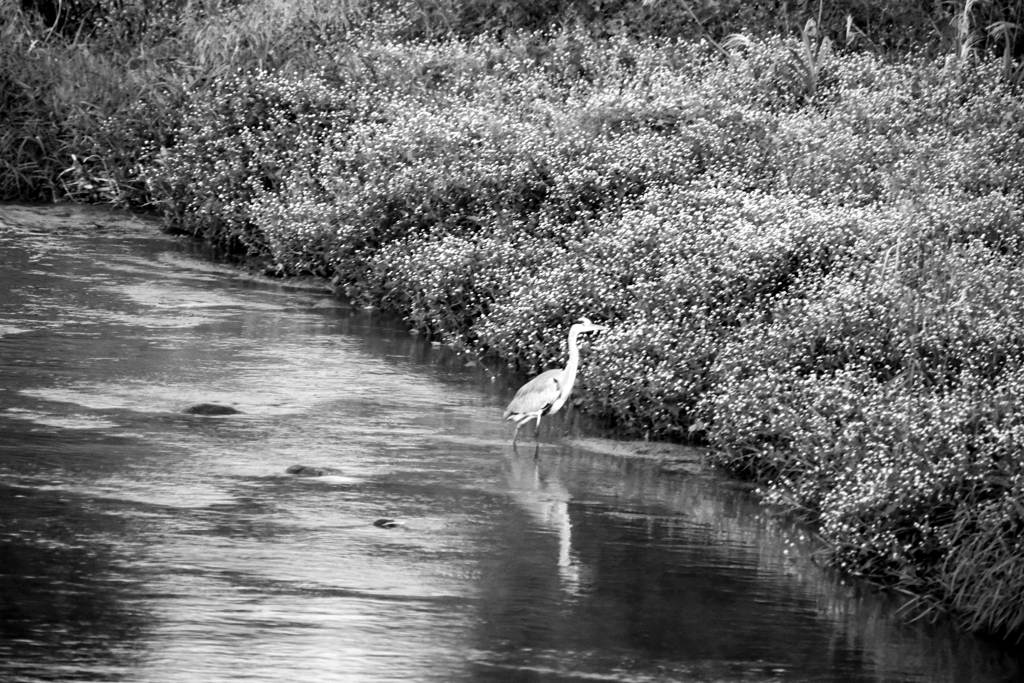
left=7, top=0, right=1024, bottom=644
left=701, top=194, right=1024, bottom=633
left=147, top=71, right=368, bottom=253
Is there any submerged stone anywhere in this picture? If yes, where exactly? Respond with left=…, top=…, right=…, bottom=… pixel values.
left=285, top=464, right=343, bottom=477
left=373, top=518, right=404, bottom=528
left=184, top=403, right=241, bottom=416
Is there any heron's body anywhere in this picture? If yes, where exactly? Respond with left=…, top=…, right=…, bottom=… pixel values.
left=504, top=318, right=607, bottom=444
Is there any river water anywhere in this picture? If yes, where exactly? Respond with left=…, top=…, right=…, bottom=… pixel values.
left=0, top=203, right=1020, bottom=683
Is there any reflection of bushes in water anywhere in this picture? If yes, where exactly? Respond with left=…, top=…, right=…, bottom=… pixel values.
left=0, top=482, right=150, bottom=670
left=7, top=0, right=1024, bottom=643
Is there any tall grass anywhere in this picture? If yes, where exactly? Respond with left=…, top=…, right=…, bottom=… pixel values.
left=0, top=0, right=185, bottom=203
left=0, top=0, right=367, bottom=205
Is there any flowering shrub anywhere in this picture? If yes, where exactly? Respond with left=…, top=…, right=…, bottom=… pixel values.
left=361, top=228, right=554, bottom=343
left=147, top=71, right=366, bottom=254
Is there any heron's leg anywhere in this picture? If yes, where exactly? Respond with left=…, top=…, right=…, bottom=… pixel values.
left=535, top=415, right=542, bottom=442
left=512, top=420, right=521, bottom=445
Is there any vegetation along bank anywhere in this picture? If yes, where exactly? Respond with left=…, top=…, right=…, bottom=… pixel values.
left=4, top=0, right=1024, bottom=644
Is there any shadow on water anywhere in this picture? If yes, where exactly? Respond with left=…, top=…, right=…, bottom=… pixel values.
left=0, top=203, right=1021, bottom=683
left=0, top=488, right=145, bottom=680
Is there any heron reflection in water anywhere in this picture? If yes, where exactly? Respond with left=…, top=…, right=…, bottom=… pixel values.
left=504, top=450, right=585, bottom=596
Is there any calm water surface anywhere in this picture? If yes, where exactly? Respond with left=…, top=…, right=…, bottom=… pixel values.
left=0, top=203, right=1020, bottom=683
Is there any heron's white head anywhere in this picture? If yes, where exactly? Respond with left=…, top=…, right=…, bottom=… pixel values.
left=572, top=317, right=609, bottom=335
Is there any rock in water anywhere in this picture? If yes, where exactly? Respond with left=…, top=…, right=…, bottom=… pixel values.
left=373, top=518, right=404, bottom=528
left=184, top=403, right=241, bottom=416
left=285, top=465, right=343, bottom=477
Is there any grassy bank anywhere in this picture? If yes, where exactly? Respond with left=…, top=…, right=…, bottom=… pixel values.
left=4, top=0, right=1024, bottom=643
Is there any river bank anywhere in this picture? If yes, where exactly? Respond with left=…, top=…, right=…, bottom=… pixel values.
left=1, top=199, right=709, bottom=461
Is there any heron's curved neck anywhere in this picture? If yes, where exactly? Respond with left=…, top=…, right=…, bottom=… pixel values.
left=563, top=328, right=582, bottom=380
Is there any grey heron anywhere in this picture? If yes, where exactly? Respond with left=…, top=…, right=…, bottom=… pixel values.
left=503, top=317, right=608, bottom=444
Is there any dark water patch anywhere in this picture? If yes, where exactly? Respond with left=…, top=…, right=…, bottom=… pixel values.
left=183, top=403, right=242, bottom=416
left=0, top=483, right=154, bottom=682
